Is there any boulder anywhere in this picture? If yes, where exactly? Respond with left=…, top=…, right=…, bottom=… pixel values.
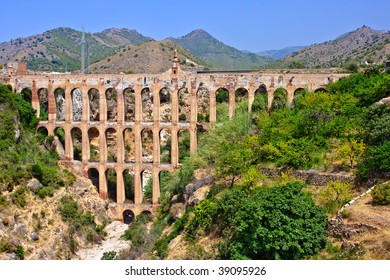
left=14, top=223, right=28, bottom=235
left=170, top=203, right=185, bottom=220
left=27, top=178, right=42, bottom=193
left=31, top=232, right=39, bottom=241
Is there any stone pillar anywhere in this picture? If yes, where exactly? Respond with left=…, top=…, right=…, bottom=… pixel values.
left=99, top=165, right=108, bottom=200
left=152, top=167, right=160, bottom=205
left=81, top=128, right=89, bottom=162
left=228, top=87, right=235, bottom=119
left=171, top=87, right=179, bottom=167
left=286, top=86, right=295, bottom=107
left=82, top=87, right=89, bottom=122
left=31, top=81, right=39, bottom=117
left=190, top=85, right=197, bottom=154
left=248, top=84, right=256, bottom=113
left=117, top=89, right=124, bottom=123
left=99, top=126, right=107, bottom=163
left=116, top=166, right=125, bottom=204
left=209, top=88, right=216, bottom=124
left=268, top=87, right=275, bottom=112
left=117, top=125, right=124, bottom=164
left=134, top=86, right=143, bottom=205
left=47, top=82, right=56, bottom=122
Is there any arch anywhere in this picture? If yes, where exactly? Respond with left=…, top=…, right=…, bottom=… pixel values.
left=88, top=127, right=99, bottom=162
left=178, top=87, right=190, bottom=122
left=123, top=128, right=136, bottom=163
left=141, top=128, right=153, bottom=163
left=21, top=88, right=32, bottom=103
left=106, top=168, right=117, bottom=202
left=106, top=128, right=117, bottom=162
left=197, top=87, right=210, bottom=123
left=216, top=88, right=229, bottom=123
left=159, top=87, right=171, bottom=122
left=235, top=87, right=249, bottom=113
left=36, top=126, right=48, bottom=137
left=71, top=88, right=83, bottom=122
left=123, top=210, right=135, bottom=224
left=123, top=170, right=135, bottom=203
left=53, top=127, right=65, bottom=152
left=38, top=88, right=48, bottom=120
left=178, top=129, right=190, bottom=164
left=54, top=88, right=65, bottom=121
left=314, top=87, right=328, bottom=93
left=70, top=127, right=82, bottom=160
left=141, top=87, right=153, bottom=122
left=106, top=88, right=118, bottom=122
left=272, top=87, right=288, bottom=111
left=123, top=87, right=135, bottom=122
left=252, top=84, right=268, bottom=112
left=88, top=168, right=99, bottom=193
left=293, top=88, right=308, bottom=107
left=160, top=128, right=171, bottom=164
left=141, top=169, right=152, bottom=203
left=88, top=88, right=99, bottom=121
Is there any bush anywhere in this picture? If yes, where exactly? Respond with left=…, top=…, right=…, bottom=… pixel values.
left=12, top=186, right=28, bottom=207
left=101, top=251, right=117, bottom=260
left=318, top=181, right=353, bottom=215
left=371, top=183, right=390, bottom=205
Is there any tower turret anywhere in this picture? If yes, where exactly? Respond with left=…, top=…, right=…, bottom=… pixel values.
left=171, top=49, right=179, bottom=75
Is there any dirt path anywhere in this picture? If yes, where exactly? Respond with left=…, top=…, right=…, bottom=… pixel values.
left=74, top=221, right=130, bottom=260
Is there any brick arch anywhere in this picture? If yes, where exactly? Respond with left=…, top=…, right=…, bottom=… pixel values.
left=54, top=87, right=66, bottom=121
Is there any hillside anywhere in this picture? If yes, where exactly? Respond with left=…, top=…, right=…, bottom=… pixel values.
left=0, top=27, right=152, bottom=72
left=281, top=26, right=390, bottom=68
left=89, top=39, right=207, bottom=74
left=170, top=29, right=273, bottom=70
left=257, top=46, right=305, bottom=60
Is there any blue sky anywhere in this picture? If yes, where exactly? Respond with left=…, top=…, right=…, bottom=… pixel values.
left=1, top=0, right=389, bottom=52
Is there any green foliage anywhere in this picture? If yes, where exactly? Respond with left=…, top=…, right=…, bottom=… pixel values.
left=15, top=245, right=25, bottom=260
left=371, top=183, right=390, bottom=205
left=216, top=90, right=229, bottom=103
left=318, top=181, right=353, bottom=215
left=11, top=186, right=28, bottom=208
left=337, top=139, right=366, bottom=168
left=288, top=61, right=306, bottom=69
left=364, top=142, right=390, bottom=173
left=213, top=182, right=327, bottom=259
left=363, top=104, right=390, bottom=146
left=101, top=251, right=117, bottom=260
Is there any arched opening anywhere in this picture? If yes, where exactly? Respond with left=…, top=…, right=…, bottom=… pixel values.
left=88, top=168, right=99, bottom=193
left=160, top=128, right=171, bottom=164
left=253, top=84, right=268, bottom=112
left=53, top=127, right=65, bottom=153
left=178, top=87, right=191, bottom=122
left=124, top=88, right=135, bottom=122
left=71, top=88, right=83, bottom=122
left=123, top=170, right=134, bottom=203
left=159, top=87, right=171, bottom=122
left=54, top=88, right=65, bottom=121
left=197, top=87, right=210, bottom=123
left=141, top=128, right=153, bottom=163
left=178, top=129, right=190, bottom=164
left=38, top=88, right=48, bottom=120
left=123, top=128, right=136, bottom=163
left=272, top=87, right=288, bottom=111
left=106, top=169, right=117, bottom=202
left=88, top=127, right=99, bottom=162
left=106, top=128, right=117, bottom=162
left=216, top=88, right=229, bottom=123
left=235, top=88, right=249, bottom=113
left=88, top=88, right=99, bottom=122
left=106, top=88, right=117, bottom=122
left=123, top=210, right=135, bottom=224
left=71, top=127, right=82, bottom=160
left=141, top=87, right=153, bottom=122
left=293, top=88, right=308, bottom=107
left=141, top=170, right=152, bottom=202
left=37, top=126, right=48, bottom=137
left=314, top=88, right=327, bottom=93
left=140, top=210, right=152, bottom=221
left=21, top=88, right=32, bottom=103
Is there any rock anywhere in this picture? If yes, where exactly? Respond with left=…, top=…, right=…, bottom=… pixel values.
left=170, top=195, right=180, bottom=204
left=5, top=253, right=17, bottom=260
left=170, top=203, right=185, bottom=220
left=27, top=178, right=42, bottom=193
left=3, top=216, right=15, bottom=228
left=187, top=186, right=210, bottom=207
left=73, top=178, right=90, bottom=196
left=183, top=176, right=214, bottom=204
left=14, top=224, right=28, bottom=235
left=31, top=232, right=39, bottom=241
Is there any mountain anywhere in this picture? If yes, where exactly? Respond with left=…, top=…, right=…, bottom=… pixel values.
left=0, top=27, right=153, bottom=72
left=88, top=39, right=207, bottom=74
left=170, top=29, right=273, bottom=70
left=257, top=46, right=305, bottom=60
left=281, top=26, right=390, bottom=68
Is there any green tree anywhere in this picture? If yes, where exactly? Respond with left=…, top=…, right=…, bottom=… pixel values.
left=318, top=181, right=353, bottom=215
left=337, top=139, right=366, bottom=168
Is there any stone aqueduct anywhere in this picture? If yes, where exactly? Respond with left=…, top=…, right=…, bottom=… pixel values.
left=8, top=62, right=349, bottom=222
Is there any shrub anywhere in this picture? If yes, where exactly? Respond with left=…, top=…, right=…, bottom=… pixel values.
left=371, top=183, right=390, bottom=205
left=101, top=251, right=117, bottom=260
left=318, top=181, right=353, bottom=215
left=12, top=186, right=28, bottom=207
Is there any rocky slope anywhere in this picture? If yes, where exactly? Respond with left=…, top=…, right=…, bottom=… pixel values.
left=88, top=39, right=206, bottom=74
left=281, top=26, right=390, bottom=68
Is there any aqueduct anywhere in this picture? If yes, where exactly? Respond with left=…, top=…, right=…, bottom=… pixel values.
left=7, top=52, right=349, bottom=222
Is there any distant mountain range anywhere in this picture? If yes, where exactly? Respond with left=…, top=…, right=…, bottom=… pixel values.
left=257, top=46, right=305, bottom=60
left=1, top=25, right=389, bottom=73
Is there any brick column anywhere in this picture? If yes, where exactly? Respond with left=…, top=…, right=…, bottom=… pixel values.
left=228, top=87, right=235, bottom=119
left=152, top=167, right=160, bottom=205
left=209, top=88, right=216, bottom=124
left=116, top=166, right=125, bottom=204
left=99, top=165, right=107, bottom=199
left=190, top=81, right=197, bottom=154
left=134, top=86, right=143, bottom=205
left=31, top=81, right=39, bottom=117
left=171, top=87, right=179, bottom=167
left=268, top=87, right=275, bottom=112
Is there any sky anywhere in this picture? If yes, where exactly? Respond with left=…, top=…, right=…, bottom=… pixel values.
left=1, top=0, right=389, bottom=52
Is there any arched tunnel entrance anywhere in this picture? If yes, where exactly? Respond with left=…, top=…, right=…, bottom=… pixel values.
left=123, top=210, right=135, bottom=224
